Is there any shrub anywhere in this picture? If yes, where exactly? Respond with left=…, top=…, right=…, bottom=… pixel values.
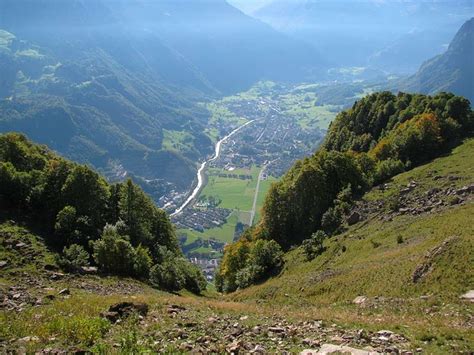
left=92, top=224, right=136, bottom=275
left=321, top=207, right=342, bottom=234
left=302, top=230, right=327, bottom=261
left=149, top=259, right=185, bottom=292
left=181, top=261, right=207, bottom=294
left=374, top=159, right=405, bottom=184
left=56, top=244, right=90, bottom=273
left=397, top=235, right=404, bottom=244
left=133, top=245, right=152, bottom=279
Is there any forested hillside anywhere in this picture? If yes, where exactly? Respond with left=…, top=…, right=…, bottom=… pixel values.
left=0, top=133, right=206, bottom=293
left=216, top=91, right=473, bottom=292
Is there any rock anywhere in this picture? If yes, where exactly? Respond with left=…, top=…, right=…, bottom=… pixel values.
left=100, top=311, right=120, bottom=323
left=58, top=288, right=70, bottom=296
left=268, top=326, right=286, bottom=333
left=302, top=339, right=320, bottom=347
left=347, top=211, right=361, bottom=226
left=15, top=242, right=27, bottom=249
left=0, top=260, right=8, bottom=268
left=227, top=339, right=244, bottom=353
left=49, top=272, right=65, bottom=280
left=252, top=344, right=266, bottom=353
left=45, top=294, right=56, bottom=301
left=456, top=186, right=471, bottom=195
left=376, top=330, right=394, bottom=337
left=43, top=264, right=58, bottom=271
left=301, top=343, right=379, bottom=354
left=252, top=326, right=261, bottom=334
left=239, top=315, right=248, bottom=321
left=18, top=336, right=40, bottom=343
left=108, top=302, right=149, bottom=318
left=353, top=296, right=367, bottom=305
left=460, top=290, right=474, bottom=302
left=167, top=304, right=186, bottom=314
left=80, top=266, right=98, bottom=274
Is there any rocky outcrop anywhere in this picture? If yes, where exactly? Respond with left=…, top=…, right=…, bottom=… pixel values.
left=101, top=302, right=149, bottom=323
left=412, top=237, right=457, bottom=283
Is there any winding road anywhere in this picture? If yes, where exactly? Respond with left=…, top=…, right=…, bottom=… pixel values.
left=171, top=120, right=256, bottom=216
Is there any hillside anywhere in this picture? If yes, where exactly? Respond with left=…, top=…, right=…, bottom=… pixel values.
left=230, top=138, right=474, bottom=353
left=402, top=18, right=474, bottom=103
left=0, top=132, right=207, bottom=295
left=1, top=139, right=472, bottom=353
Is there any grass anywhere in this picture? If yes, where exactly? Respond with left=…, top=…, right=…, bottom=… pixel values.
left=162, top=129, right=195, bottom=155
left=278, top=92, right=340, bottom=130
left=200, top=166, right=260, bottom=211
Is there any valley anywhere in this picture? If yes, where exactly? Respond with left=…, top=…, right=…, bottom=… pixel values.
left=167, top=81, right=369, bottom=274
left=1, top=1, right=473, bottom=354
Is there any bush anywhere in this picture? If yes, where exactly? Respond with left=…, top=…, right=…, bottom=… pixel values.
left=92, top=224, right=136, bottom=275
left=302, top=230, right=327, bottom=261
left=321, top=207, right=342, bottom=235
left=149, top=259, right=185, bottom=292
left=133, top=245, right=152, bottom=279
left=56, top=244, right=90, bottom=273
left=374, top=159, right=405, bottom=184
left=181, top=261, right=207, bottom=294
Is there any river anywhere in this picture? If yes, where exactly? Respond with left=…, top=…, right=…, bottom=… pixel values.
left=170, top=119, right=256, bottom=216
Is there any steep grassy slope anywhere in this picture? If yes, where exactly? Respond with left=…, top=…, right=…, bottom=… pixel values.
left=0, top=223, right=414, bottom=353
left=230, top=139, right=474, bottom=352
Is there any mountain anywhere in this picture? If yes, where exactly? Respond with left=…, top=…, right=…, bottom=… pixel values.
left=254, top=0, right=474, bottom=73
left=0, top=0, right=323, bottom=202
left=401, top=18, right=474, bottom=103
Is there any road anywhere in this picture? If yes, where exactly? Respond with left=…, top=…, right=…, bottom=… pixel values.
left=171, top=119, right=256, bottom=216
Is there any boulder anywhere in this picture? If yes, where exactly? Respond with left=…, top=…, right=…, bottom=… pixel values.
left=58, top=288, right=70, bottom=296
left=460, top=290, right=474, bottom=302
left=108, top=302, right=149, bottom=318
left=352, top=296, right=367, bottom=305
left=100, top=311, right=120, bottom=323
left=0, top=260, right=7, bottom=268
left=347, top=211, right=361, bottom=226
left=81, top=266, right=98, bottom=274
left=167, top=304, right=186, bottom=314
left=301, top=343, right=379, bottom=354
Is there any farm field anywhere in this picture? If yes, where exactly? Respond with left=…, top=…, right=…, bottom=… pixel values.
left=200, top=166, right=260, bottom=211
